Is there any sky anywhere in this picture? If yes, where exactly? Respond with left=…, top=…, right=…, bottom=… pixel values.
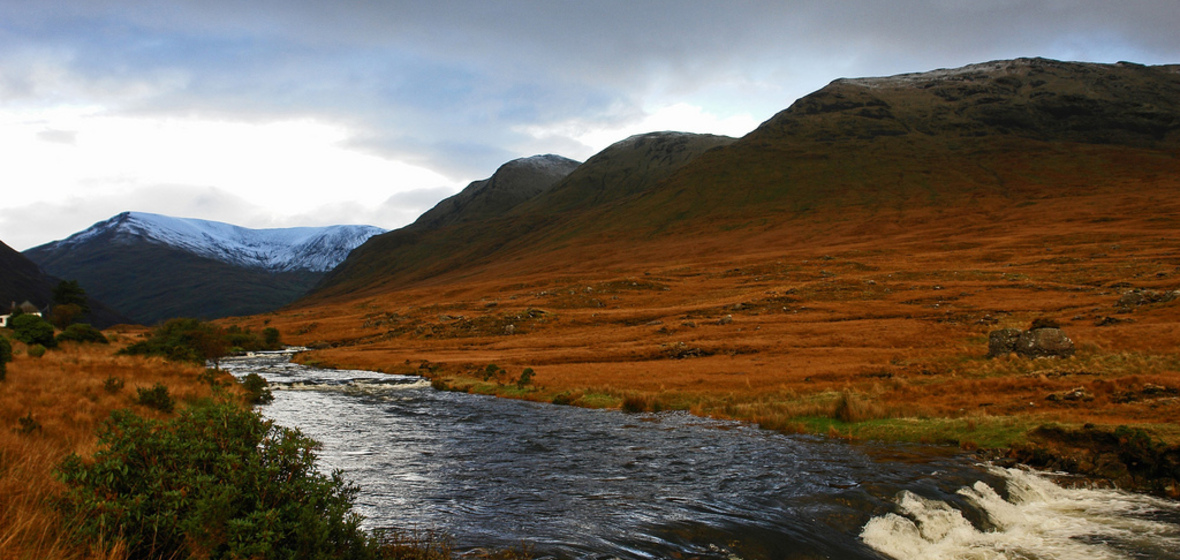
left=1, top=1, right=1178, bottom=251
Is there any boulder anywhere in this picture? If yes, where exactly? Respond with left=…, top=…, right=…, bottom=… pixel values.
left=987, top=328, right=1023, bottom=357
left=1015, top=327, right=1075, bottom=358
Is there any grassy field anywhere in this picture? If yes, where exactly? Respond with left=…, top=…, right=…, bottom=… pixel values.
left=239, top=174, right=1180, bottom=460
left=0, top=328, right=236, bottom=560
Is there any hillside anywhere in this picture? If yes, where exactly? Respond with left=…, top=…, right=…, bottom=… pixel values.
left=410, top=154, right=581, bottom=230
left=25, top=212, right=384, bottom=324
left=314, top=132, right=736, bottom=297
left=0, top=239, right=55, bottom=312
left=0, top=239, right=129, bottom=328
left=230, top=58, right=1180, bottom=467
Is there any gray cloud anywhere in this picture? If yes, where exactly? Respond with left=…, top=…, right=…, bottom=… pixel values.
left=1, top=1, right=1178, bottom=246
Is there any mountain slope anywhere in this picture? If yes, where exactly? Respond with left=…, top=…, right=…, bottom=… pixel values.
left=0, top=239, right=130, bottom=328
left=314, top=133, right=735, bottom=297
left=25, top=212, right=384, bottom=324
left=410, top=154, right=581, bottom=231
left=307, top=58, right=1180, bottom=302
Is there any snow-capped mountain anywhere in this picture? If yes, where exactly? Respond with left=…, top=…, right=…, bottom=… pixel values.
left=42, top=212, right=384, bottom=273
left=23, top=212, right=387, bottom=324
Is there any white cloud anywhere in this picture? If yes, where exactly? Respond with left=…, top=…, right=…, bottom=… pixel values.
left=516, top=102, right=761, bottom=158
left=0, top=107, right=463, bottom=248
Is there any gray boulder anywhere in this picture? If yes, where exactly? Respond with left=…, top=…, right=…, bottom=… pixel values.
left=987, top=328, right=1023, bottom=358
left=1015, top=327, right=1075, bottom=358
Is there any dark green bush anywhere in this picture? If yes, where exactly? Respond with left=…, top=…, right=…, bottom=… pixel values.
left=56, top=323, right=109, bottom=345
left=516, top=368, right=535, bottom=389
left=264, top=327, right=282, bottom=349
left=482, top=364, right=500, bottom=382
left=241, top=373, right=274, bottom=405
left=119, top=318, right=228, bottom=365
left=56, top=400, right=377, bottom=560
left=136, top=383, right=175, bottom=413
left=27, top=344, right=47, bottom=359
left=11, top=314, right=56, bottom=349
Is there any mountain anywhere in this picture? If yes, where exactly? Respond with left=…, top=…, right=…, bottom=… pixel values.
left=313, top=132, right=736, bottom=297
left=0, top=239, right=130, bottom=328
left=25, top=212, right=385, bottom=324
left=0, top=239, right=55, bottom=312
left=306, top=58, right=1180, bottom=301
left=410, top=154, right=581, bottom=230
left=242, top=58, right=1180, bottom=457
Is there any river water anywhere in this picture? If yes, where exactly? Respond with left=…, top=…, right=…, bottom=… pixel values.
left=221, top=352, right=1180, bottom=560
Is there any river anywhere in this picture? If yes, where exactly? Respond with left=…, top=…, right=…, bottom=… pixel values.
left=221, top=351, right=1180, bottom=560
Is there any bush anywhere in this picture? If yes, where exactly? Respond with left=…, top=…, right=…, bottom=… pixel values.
left=0, top=336, right=11, bottom=381
left=241, top=373, right=274, bottom=405
left=27, top=344, right=47, bottom=359
left=516, top=368, right=535, bottom=389
left=56, top=400, right=377, bottom=560
left=136, top=383, right=175, bottom=413
left=11, top=314, right=56, bottom=348
left=55, top=323, right=109, bottom=345
left=264, top=327, right=282, bottom=349
left=119, top=318, right=228, bottom=366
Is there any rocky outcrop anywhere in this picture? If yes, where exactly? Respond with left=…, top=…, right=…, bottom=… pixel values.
left=987, top=320, right=1075, bottom=358
left=1117, top=288, right=1179, bottom=310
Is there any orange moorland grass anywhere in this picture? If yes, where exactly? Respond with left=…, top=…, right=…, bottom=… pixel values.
left=226, top=179, right=1180, bottom=449
left=0, top=333, right=231, bottom=560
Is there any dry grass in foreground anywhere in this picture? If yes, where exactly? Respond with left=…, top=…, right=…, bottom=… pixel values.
left=0, top=333, right=223, bottom=560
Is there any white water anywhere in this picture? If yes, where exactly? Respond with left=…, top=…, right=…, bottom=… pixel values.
left=862, top=466, right=1180, bottom=559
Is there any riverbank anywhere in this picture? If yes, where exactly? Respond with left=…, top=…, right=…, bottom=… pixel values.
left=229, top=221, right=1180, bottom=498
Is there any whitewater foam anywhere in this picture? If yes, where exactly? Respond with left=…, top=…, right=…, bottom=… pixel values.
left=861, top=466, right=1180, bottom=559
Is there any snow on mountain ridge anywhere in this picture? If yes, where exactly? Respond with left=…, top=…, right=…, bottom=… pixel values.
left=54, top=212, right=385, bottom=272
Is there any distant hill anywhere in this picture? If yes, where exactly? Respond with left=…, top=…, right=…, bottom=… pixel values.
left=25, top=212, right=385, bottom=324
left=305, top=58, right=1180, bottom=302
left=0, top=239, right=130, bottom=328
left=313, top=132, right=735, bottom=297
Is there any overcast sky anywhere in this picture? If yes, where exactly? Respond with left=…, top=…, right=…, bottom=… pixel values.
left=2, top=1, right=1178, bottom=250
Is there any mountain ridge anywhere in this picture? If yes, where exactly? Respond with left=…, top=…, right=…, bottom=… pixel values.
left=39, top=211, right=385, bottom=273
left=304, top=58, right=1180, bottom=302
left=25, top=212, right=386, bottom=324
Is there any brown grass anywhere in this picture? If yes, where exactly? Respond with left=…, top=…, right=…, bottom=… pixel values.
left=0, top=336, right=227, bottom=560
left=224, top=174, right=1180, bottom=447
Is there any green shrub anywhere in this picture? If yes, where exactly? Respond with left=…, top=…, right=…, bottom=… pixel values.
left=516, top=368, right=535, bottom=389
left=119, top=318, right=228, bottom=366
left=56, top=323, right=109, bottom=345
left=56, top=400, right=378, bottom=560
left=27, top=344, right=47, bottom=359
left=482, top=364, right=500, bottom=382
left=136, top=383, right=175, bottom=413
left=241, top=373, right=274, bottom=405
left=12, top=314, right=56, bottom=348
left=0, top=336, right=11, bottom=381
left=263, top=327, right=282, bottom=349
